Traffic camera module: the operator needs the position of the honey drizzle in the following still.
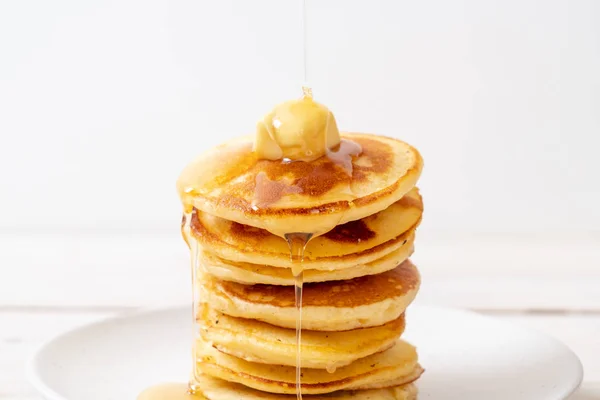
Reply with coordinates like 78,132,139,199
252,172,302,210
302,85,312,99
327,139,362,176
136,211,202,400
187,209,202,395
301,0,308,86
285,232,313,400
251,138,362,211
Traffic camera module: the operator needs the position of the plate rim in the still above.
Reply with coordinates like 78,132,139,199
26,305,584,400
26,306,188,400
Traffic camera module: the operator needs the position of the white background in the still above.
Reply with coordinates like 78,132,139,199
1,0,599,234
1,2,600,399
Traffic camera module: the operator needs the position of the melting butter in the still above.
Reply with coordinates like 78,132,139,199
254,90,340,162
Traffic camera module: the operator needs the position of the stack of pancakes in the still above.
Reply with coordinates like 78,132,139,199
178,133,424,399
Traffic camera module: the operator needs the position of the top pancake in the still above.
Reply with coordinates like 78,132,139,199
177,133,423,236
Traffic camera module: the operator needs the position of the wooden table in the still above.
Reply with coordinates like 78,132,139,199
2,232,599,399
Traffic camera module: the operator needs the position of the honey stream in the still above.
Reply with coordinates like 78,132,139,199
137,212,204,400
188,210,202,395
285,232,314,400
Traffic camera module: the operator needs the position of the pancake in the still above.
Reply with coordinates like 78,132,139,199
198,306,405,370
177,133,423,237
198,260,420,331
187,219,419,273
199,236,414,285
193,374,418,400
186,188,422,270
196,339,423,395
188,219,417,272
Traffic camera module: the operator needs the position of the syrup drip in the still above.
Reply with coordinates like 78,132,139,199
285,232,314,400
252,138,362,212
327,139,362,176
252,172,302,210
302,85,312,99
188,212,203,395
137,212,203,399
301,0,308,86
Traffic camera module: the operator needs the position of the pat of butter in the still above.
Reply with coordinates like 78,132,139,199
254,94,340,161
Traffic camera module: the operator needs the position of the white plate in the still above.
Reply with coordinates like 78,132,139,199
27,306,583,400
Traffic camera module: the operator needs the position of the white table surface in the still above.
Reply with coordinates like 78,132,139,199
2,231,599,399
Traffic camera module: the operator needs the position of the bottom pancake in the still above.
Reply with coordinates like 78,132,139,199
196,339,423,395
198,306,405,370
193,374,418,400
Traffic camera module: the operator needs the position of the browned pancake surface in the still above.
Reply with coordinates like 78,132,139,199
187,188,422,261
179,134,422,216
210,137,391,213
215,260,419,308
